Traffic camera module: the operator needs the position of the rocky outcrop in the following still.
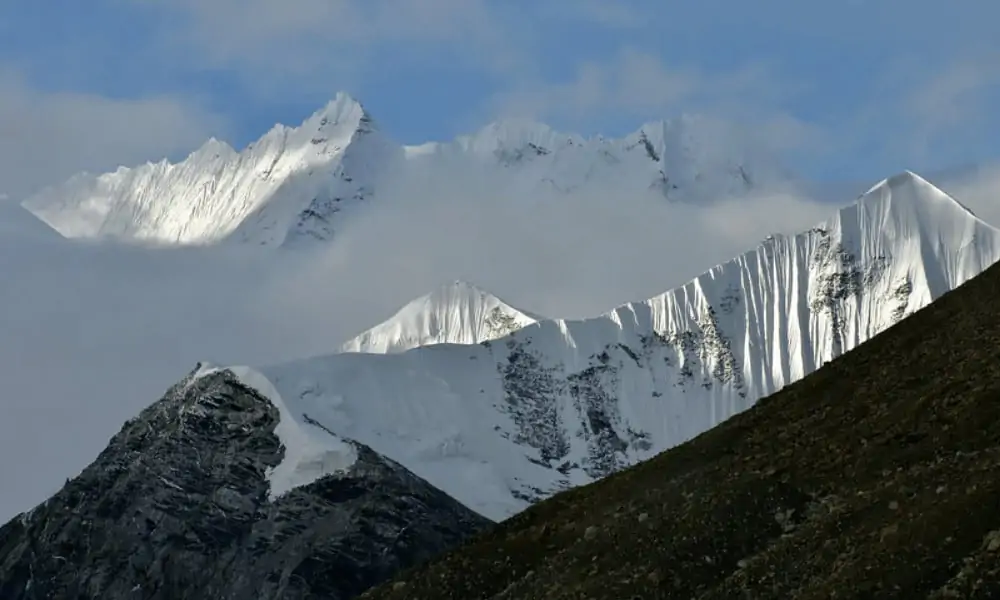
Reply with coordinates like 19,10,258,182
0,366,489,600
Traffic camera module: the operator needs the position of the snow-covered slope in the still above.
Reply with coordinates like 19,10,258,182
233,171,1000,520
191,363,358,500
23,98,791,246
339,280,542,354
0,200,62,242
22,93,401,247
408,115,789,200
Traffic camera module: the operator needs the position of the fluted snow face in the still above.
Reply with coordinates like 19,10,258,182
253,171,1000,520
339,280,541,354
22,93,401,246
23,97,790,247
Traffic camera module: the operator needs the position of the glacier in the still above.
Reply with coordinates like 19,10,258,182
21,95,792,247
21,93,400,247
227,171,1000,520
339,280,543,354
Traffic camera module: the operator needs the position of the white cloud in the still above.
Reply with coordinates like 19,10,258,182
813,52,1000,176
931,162,1000,228
904,55,1000,158
0,152,837,520
268,156,835,321
490,48,822,156
135,0,530,93
0,69,226,200
494,48,697,120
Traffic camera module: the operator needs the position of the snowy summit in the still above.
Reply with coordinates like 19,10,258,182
339,280,542,354
20,95,790,247
22,93,400,247
221,170,1000,520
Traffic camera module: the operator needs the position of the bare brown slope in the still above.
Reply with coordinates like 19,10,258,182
361,259,1000,600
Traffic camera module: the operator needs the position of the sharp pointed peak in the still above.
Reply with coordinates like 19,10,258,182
414,279,546,320
192,136,236,155
422,279,494,302
300,91,374,131
865,169,932,194
338,279,542,354
865,169,947,199
886,169,928,187
319,91,366,113
459,119,579,152
856,169,989,225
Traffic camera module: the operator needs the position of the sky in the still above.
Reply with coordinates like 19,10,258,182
1,1,1000,521
1,0,1000,200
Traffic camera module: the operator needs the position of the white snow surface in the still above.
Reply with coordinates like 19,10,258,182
339,280,542,353
22,97,790,247
247,171,1000,520
196,363,358,500
0,200,62,241
22,93,400,247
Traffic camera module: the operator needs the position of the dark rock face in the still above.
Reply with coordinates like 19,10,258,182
0,366,490,600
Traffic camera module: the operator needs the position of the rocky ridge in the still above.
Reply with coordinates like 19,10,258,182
0,365,489,600
258,171,1000,520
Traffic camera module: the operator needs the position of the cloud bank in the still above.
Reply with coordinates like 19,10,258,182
0,159,839,520
0,69,226,201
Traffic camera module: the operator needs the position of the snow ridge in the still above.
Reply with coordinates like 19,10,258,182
23,96,791,246
22,93,401,247
406,114,787,200
252,171,1000,520
193,362,358,500
340,280,542,354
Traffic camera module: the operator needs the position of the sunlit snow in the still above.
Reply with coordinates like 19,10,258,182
339,280,543,353
4,89,1000,527
21,98,790,249
256,171,1000,519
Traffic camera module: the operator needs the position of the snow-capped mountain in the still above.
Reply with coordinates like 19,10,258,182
0,364,488,599
406,115,789,199
21,96,790,247
22,93,401,247
179,170,998,521
339,280,542,354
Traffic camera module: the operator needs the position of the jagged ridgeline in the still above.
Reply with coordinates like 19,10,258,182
256,171,1000,521
0,367,489,600
358,197,1000,600
21,95,784,248
4,171,997,599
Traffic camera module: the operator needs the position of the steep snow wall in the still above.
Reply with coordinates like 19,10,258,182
258,171,1000,520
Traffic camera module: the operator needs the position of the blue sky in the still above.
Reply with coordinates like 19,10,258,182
0,0,998,197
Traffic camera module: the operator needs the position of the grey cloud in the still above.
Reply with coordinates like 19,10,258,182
0,154,841,521
0,69,226,200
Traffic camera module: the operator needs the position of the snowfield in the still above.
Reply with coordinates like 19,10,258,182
339,280,543,354
221,171,1000,519
4,89,1000,526
21,95,792,249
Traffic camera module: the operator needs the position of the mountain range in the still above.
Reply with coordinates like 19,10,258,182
359,229,1000,600
20,93,790,248
205,170,999,520
3,91,1000,599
